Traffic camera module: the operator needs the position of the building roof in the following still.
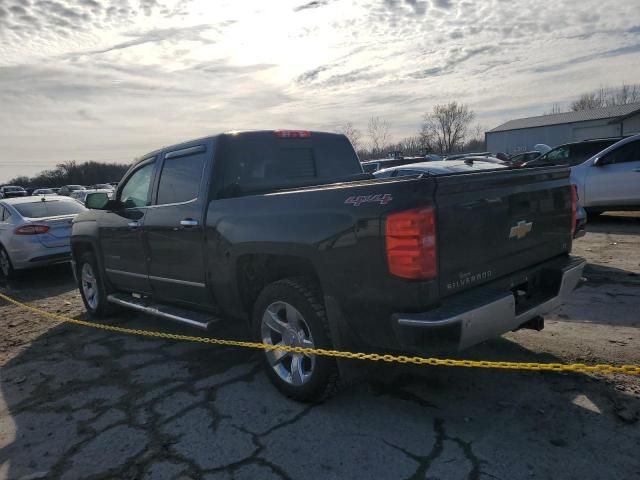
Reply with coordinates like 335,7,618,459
488,102,640,133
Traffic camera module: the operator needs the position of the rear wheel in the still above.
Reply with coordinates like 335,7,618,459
253,277,339,402
0,246,15,280
77,252,117,318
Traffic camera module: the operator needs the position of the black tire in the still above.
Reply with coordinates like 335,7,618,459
253,277,339,402
0,245,16,280
77,252,118,318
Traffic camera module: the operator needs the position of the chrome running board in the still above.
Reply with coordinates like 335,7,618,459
107,293,219,330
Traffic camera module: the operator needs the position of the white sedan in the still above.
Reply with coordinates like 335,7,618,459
571,134,640,215
0,196,86,278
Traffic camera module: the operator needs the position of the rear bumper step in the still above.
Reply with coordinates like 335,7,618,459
392,256,586,352
107,293,220,330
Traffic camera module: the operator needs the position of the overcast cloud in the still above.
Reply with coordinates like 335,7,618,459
1,0,640,180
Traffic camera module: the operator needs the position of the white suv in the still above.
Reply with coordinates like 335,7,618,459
570,134,640,215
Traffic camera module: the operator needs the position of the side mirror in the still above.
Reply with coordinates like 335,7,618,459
593,157,605,167
85,192,110,209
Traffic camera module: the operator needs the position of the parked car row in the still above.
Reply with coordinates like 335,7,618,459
361,135,640,218
0,181,119,278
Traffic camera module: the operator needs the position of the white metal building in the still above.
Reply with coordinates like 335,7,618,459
486,103,640,154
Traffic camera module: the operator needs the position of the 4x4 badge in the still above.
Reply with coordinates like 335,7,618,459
344,194,393,206
509,220,533,239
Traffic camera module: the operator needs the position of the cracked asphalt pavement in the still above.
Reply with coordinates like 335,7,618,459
1,213,640,480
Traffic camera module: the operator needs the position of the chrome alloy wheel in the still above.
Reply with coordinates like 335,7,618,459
81,262,99,310
0,249,10,277
261,301,316,386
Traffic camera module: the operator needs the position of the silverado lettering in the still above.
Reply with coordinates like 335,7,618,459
447,271,493,291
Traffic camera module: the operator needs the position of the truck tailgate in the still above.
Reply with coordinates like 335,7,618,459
434,167,573,297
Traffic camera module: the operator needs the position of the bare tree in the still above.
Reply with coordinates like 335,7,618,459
461,124,486,152
367,116,391,156
336,121,363,152
612,82,640,105
571,92,602,111
571,83,640,111
421,102,475,154
543,103,565,115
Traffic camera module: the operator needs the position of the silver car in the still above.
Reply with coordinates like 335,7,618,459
0,196,86,278
570,134,640,214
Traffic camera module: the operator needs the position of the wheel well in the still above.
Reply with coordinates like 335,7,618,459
237,254,322,316
71,242,94,263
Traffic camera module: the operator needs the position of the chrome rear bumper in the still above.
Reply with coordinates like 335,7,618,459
393,256,586,351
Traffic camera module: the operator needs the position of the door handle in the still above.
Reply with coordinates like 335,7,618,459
634,168,640,172
180,219,199,227
128,221,140,229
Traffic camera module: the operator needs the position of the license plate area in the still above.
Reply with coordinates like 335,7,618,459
512,268,562,315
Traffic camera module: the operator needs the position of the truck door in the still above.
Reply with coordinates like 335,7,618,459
143,143,213,307
100,158,156,293
585,139,640,207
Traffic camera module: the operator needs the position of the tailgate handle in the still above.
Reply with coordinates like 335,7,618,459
180,219,199,227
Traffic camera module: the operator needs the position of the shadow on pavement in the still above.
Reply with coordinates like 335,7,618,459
1,308,639,480
0,263,76,302
587,212,640,236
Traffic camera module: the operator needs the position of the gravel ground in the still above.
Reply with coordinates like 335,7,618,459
1,213,639,480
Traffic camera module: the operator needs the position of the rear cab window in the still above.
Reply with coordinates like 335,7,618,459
13,200,86,218
217,132,361,197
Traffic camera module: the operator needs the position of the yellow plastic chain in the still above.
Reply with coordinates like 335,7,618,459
1,292,638,376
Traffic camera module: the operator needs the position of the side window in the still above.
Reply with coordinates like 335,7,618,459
119,162,155,208
546,146,569,162
601,141,640,165
156,148,207,205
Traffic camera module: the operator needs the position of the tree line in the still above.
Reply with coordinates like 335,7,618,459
6,161,129,189
337,101,485,161
8,82,638,183
545,82,640,115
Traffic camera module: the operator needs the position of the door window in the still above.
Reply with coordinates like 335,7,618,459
600,141,640,165
0,206,9,221
119,162,155,208
545,146,570,163
156,149,207,205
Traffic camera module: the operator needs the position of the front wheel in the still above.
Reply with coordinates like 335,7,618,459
77,252,117,318
253,277,339,402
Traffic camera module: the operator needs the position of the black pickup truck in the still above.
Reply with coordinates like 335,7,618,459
71,130,585,401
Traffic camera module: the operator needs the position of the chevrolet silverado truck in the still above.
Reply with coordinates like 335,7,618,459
71,130,585,401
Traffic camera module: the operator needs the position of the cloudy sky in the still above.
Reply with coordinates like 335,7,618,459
1,0,640,181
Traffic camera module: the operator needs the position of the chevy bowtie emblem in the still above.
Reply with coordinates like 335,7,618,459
509,220,533,239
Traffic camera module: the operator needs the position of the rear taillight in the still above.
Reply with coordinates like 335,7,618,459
570,185,577,235
386,207,437,279
274,130,311,138
15,225,50,235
